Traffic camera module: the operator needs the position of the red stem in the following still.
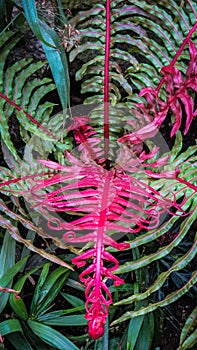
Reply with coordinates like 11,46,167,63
156,21,197,93
104,0,110,159
0,171,56,187
77,131,99,161
0,92,57,139
95,171,112,286
176,177,197,192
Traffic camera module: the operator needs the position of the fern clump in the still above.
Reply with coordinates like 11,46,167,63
0,0,196,348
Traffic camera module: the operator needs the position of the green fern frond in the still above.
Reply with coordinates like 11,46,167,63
0,31,57,159
70,0,197,104
0,31,22,83
0,31,73,264
112,205,196,323
107,133,197,325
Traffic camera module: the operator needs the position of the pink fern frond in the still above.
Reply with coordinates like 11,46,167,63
67,116,104,162
72,245,125,339
22,141,189,338
119,39,197,145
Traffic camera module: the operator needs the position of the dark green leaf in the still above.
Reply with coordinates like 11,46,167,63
21,0,70,110
135,313,154,350
9,265,42,320
0,231,16,312
31,267,69,316
38,305,85,322
0,319,22,335
61,292,84,308
21,0,54,48
0,255,29,289
6,333,34,350
42,314,87,326
28,320,80,350
30,262,51,315
127,315,145,350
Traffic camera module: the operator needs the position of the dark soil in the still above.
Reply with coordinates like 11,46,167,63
160,296,197,350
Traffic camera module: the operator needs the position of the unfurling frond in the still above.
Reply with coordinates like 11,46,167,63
17,117,195,338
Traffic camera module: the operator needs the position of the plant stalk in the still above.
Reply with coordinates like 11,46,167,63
156,21,197,93
0,92,56,139
104,0,110,159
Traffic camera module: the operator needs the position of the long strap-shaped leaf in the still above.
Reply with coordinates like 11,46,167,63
21,0,70,110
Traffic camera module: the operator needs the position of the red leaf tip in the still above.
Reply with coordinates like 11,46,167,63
88,316,106,339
